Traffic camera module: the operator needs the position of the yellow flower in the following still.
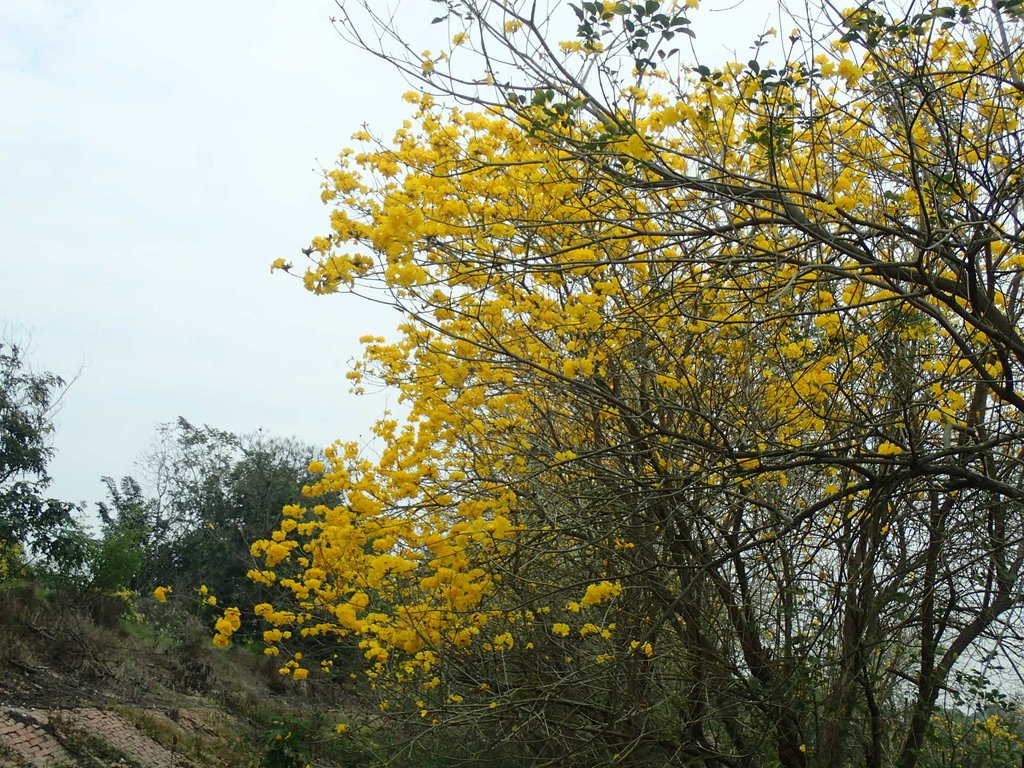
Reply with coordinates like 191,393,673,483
630,640,654,658
153,586,172,603
579,580,622,607
837,58,862,86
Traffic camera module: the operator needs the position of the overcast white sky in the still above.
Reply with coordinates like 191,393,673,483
0,1,772,512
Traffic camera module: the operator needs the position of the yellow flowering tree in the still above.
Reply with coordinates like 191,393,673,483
249,2,1024,766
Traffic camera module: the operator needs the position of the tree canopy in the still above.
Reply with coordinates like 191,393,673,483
245,2,1024,766
101,418,329,609
0,339,77,569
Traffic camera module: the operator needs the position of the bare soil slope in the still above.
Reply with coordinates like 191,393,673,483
0,585,359,768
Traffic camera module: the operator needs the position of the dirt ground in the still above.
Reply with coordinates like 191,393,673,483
0,588,355,768
0,646,275,768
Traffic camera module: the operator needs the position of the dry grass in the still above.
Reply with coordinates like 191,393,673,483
0,582,443,767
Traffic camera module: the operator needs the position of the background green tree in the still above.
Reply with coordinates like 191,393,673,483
101,417,332,614
0,338,79,575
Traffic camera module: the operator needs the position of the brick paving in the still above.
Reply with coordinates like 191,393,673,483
67,708,187,767
0,705,193,767
0,709,75,767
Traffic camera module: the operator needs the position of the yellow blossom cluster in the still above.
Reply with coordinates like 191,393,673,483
250,2,1024,757
212,607,241,648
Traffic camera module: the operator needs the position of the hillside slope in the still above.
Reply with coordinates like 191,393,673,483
0,585,363,768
